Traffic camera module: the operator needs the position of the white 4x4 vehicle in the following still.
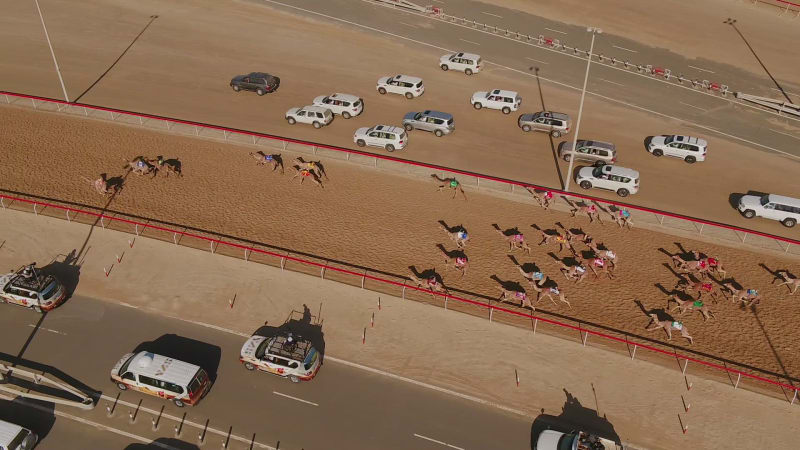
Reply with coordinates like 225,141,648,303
0,263,66,312
738,193,800,227
377,74,424,99
576,164,640,197
647,135,707,163
439,52,482,75
240,331,321,383
285,105,333,128
312,93,363,119
354,124,407,151
471,89,521,114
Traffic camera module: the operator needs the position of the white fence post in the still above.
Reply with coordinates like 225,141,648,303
631,344,637,360
682,359,689,375
33,204,37,216
65,210,70,222
0,198,5,209
280,255,286,270
734,373,741,389
173,233,178,245
244,249,249,261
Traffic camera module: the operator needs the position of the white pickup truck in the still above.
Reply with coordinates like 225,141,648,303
536,430,621,450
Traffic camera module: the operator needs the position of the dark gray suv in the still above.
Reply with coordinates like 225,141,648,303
402,110,454,137
230,72,280,96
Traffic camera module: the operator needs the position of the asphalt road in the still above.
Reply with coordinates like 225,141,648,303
0,295,532,450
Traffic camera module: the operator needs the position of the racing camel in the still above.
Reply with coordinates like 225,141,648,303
292,157,328,180
773,270,800,294
666,295,716,322
291,168,324,188
585,257,615,279
249,152,284,173
536,285,571,309
560,226,593,247
671,255,712,278
676,279,721,303
149,156,182,178
525,187,555,210
517,266,547,292
559,262,588,283
407,271,449,299
721,283,762,306
495,227,532,255
645,314,693,344
610,208,633,230
439,225,469,248
570,204,603,224
123,157,158,178
497,286,534,310
83,174,120,196
431,174,467,200
538,231,574,255
438,247,469,277
586,241,617,268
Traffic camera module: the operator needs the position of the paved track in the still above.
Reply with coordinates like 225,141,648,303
0,296,531,450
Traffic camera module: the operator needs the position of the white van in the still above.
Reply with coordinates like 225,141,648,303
0,420,37,450
738,193,800,227
110,351,211,407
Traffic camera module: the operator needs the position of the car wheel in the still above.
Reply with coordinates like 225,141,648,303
173,399,185,408
782,218,797,228
244,362,255,371
473,103,482,110
386,144,395,152
312,121,321,129
742,209,755,219
551,130,561,138
356,139,366,147
405,92,414,99
404,123,413,131
117,382,128,391
434,129,444,137
616,188,630,197
378,87,387,95
256,88,265,96
232,85,240,92
652,149,663,157
502,107,511,114
579,181,592,190
465,68,473,76
342,111,351,119
287,117,296,125
685,156,696,164
522,125,531,132
441,64,449,71
289,375,300,383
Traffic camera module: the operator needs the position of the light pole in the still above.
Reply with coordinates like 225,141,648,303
564,26,602,193
34,0,69,102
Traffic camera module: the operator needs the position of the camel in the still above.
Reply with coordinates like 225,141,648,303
439,247,468,277
645,314,693,344
497,286,534,310
439,225,469,248
431,174,467,200
149,156,182,178
562,228,593,247
585,257,615,279
250,152,284,173
699,257,726,278
610,209,633,230
292,157,327,180
291,168,324,188
559,262,588,283
496,229,532,255
666,295,716,322
586,241,617,268
525,187,554,210
773,271,800,294
538,231,574,255
721,284,762,306
671,255,710,278
570,204,602,224
536,286,571,309
123,157,157,178
407,271,449,299
517,266,547,292
676,279,721,303
83,175,119,196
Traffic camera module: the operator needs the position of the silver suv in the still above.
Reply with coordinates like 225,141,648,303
558,140,617,166
518,111,571,138
402,110,454,137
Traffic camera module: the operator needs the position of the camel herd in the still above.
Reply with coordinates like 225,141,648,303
84,155,183,196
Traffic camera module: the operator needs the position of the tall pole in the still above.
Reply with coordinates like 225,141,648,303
564,28,600,193
34,0,69,102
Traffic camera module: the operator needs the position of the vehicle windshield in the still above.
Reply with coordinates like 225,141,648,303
354,100,361,107
255,339,271,358
664,136,674,144
41,281,58,300
118,354,135,376
558,434,577,450
189,369,208,396
415,81,423,88
760,195,770,206
304,348,318,370
592,167,604,177
400,132,407,140
414,113,422,120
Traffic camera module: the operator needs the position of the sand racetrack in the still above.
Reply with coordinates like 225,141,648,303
2,105,800,388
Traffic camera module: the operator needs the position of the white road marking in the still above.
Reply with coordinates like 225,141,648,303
399,21,418,28
28,323,67,335
273,391,319,406
118,301,139,309
481,11,502,18
769,129,800,140
612,44,637,53
525,57,549,65
432,0,445,3
679,101,708,112
414,433,465,450
544,27,567,35
688,65,715,74
459,38,480,45
598,78,625,87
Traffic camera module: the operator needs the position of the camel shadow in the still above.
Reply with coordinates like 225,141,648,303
105,174,126,192
493,223,520,236
661,262,687,281
409,265,443,284
556,222,588,237
548,252,579,267
436,243,465,259
760,263,795,282
529,389,622,449
654,282,693,301
634,299,674,322
156,156,183,175
508,255,539,274
134,335,221,384
490,274,524,292
438,220,466,234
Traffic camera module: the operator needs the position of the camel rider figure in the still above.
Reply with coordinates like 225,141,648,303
449,179,459,189
455,257,467,267
456,230,468,240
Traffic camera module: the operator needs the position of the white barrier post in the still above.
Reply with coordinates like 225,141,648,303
791,389,798,405
320,265,325,279
210,241,215,253
533,318,538,334
100,217,105,229
582,330,588,346
65,210,71,222
734,373,741,389
0,198,5,209
361,272,366,288
682,359,689,375
280,255,286,270
135,224,139,236
33,204,37,216
244,248,249,261
631,344,637,360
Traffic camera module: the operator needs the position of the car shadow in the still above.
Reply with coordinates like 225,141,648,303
530,389,621,449
0,398,56,443
41,249,81,301
133,335,221,384
124,438,200,450
728,190,768,211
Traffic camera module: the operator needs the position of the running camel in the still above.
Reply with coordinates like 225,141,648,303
407,272,449,299
439,225,469,249
83,175,120,196
610,209,633,230
431,174,467,200
496,228,532,255
438,247,469,277
558,262,588,283
570,204,603,224
292,157,328,180
525,187,555,210
123,157,157,178
666,295,716,322
249,152,284,173
773,270,800,294
586,241,617,268
149,156,183,178
291,168,324,188
645,314,693,344
497,286,535,310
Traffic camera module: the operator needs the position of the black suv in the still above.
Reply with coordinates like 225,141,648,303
230,72,280,96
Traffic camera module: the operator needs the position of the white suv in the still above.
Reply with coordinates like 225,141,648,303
285,105,333,128
647,135,707,163
471,89,521,114
738,193,800,227
440,52,482,75
377,74,424,99
312,93,363,119
576,164,640,197
354,125,407,152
